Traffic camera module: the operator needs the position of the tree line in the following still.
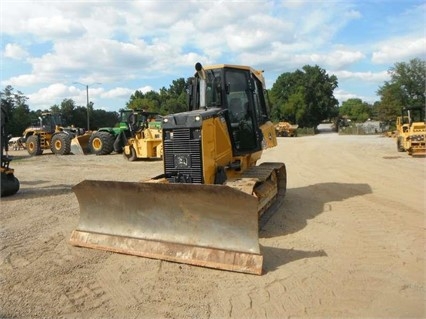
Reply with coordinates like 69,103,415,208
2,58,424,137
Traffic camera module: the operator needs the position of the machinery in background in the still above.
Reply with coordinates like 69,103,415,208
22,112,90,156
1,105,20,197
89,109,148,155
275,121,298,137
123,111,163,161
396,106,426,156
70,63,287,275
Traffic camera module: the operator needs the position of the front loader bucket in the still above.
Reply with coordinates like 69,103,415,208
70,180,263,275
70,134,91,155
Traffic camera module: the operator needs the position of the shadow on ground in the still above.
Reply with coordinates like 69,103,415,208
259,182,372,273
261,246,327,273
2,180,73,201
260,182,372,238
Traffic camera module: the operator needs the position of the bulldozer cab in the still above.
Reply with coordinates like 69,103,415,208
187,64,270,155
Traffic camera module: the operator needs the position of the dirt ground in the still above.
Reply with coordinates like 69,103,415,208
1,128,424,319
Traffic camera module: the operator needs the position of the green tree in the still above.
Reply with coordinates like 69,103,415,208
1,85,32,136
376,58,426,122
339,98,373,122
126,90,161,112
90,109,119,130
126,78,188,115
270,65,339,128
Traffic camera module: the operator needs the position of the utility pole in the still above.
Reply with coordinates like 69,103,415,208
73,82,101,131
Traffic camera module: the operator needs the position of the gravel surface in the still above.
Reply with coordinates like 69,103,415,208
1,130,424,318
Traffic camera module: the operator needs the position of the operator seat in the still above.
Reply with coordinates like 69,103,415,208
229,98,245,122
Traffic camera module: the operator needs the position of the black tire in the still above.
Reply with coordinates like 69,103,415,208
89,131,114,155
1,173,20,197
26,135,43,156
51,133,71,155
123,145,137,161
397,137,405,152
127,146,137,161
113,132,125,154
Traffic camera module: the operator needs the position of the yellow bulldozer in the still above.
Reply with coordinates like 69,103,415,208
123,111,163,161
396,106,426,156
70,63,287,275
22,112,91,156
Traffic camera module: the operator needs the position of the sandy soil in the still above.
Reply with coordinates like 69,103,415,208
1,129,425,319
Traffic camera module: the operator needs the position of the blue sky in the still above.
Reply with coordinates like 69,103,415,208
1,0,425,112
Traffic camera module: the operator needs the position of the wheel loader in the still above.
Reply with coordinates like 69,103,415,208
396,106,426,156
89,109,149,155
1,105,19,197
70,63,287,275
22,112,91,156
123,111,163,161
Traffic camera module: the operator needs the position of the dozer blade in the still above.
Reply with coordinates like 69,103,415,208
70,134,91,155
70,180,263,275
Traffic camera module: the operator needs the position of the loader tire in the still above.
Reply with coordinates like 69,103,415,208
124,146,137,161
397,137,405,152
26,135,43,156
89,131,114,155
51,133,71,155
1,172,20,197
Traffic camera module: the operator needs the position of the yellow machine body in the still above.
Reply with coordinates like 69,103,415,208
396,106,426,156
123,123,163,160
70,64,286,275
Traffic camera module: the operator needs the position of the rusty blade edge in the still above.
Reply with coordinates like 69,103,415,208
70,230,263,275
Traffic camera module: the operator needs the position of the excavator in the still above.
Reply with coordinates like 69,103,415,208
1,105,20,197
70,63,287,275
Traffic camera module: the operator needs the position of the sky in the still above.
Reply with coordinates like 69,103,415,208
1,0,425,113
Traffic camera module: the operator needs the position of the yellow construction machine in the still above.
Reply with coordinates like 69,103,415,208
396,106,426,156
123,111,163,161
22,112,91,156
275,121,298,137
70,63,287,275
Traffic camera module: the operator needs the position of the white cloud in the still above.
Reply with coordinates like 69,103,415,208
332,70,389,82
101,87,134,99
292,50,365,70
3,43,29,60
1,0,422,111
334,89,377,105
138,86,155,94
372,37,426,64
27,83,73,106
4,74,39,87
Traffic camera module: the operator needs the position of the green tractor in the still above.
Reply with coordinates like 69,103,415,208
89,109,155,155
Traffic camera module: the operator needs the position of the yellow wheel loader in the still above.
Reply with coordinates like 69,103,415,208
123,112,163,161
70,63,287,275
22,112,91,156
396,106,426,156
